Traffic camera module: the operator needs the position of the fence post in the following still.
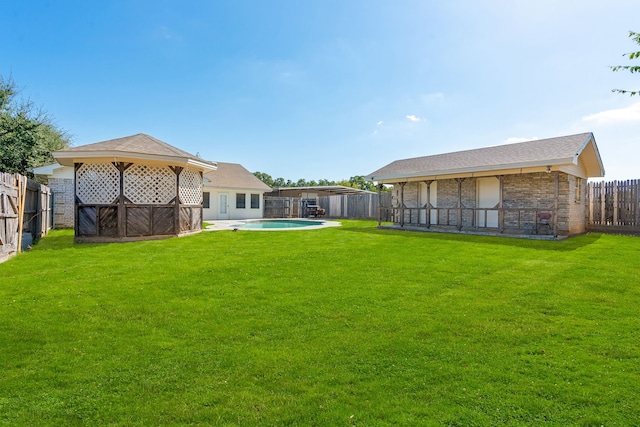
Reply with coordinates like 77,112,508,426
588,182,595,224
599,181,605,225
613,181,619,225
17,175,26,253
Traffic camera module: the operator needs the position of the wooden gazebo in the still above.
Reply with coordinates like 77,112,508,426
53,134,216,243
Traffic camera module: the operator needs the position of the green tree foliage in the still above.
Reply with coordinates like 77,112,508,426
0,76,71,176
253,171,383,192
611,31,640,96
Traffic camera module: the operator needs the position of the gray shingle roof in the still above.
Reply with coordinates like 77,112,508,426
61,133,199,158
203,162,271,191
367,132,604,180
53,133,216,171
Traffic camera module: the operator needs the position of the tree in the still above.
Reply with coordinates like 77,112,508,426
348,175,378,192
0,76,70,176
611,31,640,96
253,171,274,187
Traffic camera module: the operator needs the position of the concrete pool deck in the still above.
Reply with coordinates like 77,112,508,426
204,219,342,231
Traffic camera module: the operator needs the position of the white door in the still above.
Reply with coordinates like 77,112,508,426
219,193,229,220
476,178,499,227
419,182,438,225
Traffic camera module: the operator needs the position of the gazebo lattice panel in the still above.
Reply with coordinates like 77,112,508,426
179,168,203,205
124,164,176,204
76,163,119,204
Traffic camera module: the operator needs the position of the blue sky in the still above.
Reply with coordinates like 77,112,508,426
3,1,640,181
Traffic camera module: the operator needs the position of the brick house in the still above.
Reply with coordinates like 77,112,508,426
366,133,605,238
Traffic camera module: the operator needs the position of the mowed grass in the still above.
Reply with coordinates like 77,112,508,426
1,221,639,426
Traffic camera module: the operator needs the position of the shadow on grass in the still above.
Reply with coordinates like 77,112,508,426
339,223,603,251
30,230,76,251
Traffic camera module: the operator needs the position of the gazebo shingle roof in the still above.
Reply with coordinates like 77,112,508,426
54,133,216,171
62,133,197,158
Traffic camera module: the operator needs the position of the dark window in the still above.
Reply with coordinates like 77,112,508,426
203,192,210,208
236,193,246,209
251,194,260,209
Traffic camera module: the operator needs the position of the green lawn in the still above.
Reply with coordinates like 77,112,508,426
1,221,639,426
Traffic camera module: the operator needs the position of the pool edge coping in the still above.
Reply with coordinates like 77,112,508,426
204,219,342,231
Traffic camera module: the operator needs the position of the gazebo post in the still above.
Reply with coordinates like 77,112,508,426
116,162,126,238
173,166,184,235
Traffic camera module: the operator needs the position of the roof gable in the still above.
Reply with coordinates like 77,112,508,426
367,133,605,182
203,162,271,191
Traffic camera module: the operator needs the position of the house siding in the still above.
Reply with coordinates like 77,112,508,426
202,188,266,221
48,177,74,228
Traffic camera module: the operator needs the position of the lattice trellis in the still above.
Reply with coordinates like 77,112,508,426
124,164,176,204
76,163,120,204
179,168,203,205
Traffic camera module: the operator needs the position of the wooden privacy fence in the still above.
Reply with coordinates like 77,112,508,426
264,193,391,220
587,180,640,234
0,172,52,263
318,193,392,220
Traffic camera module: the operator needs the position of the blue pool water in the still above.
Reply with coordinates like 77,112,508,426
233,219,325,229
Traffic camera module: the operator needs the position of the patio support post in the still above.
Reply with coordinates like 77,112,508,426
399,182,406,227
456,178,464,231
497,175,505,233
425,180,433,229
553,172,559,237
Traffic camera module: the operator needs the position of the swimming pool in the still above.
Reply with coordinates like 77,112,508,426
232,219,328,230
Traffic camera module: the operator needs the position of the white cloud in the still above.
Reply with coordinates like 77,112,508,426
504,136,539,144
406,115,424,122
376,120,383,125
582,103,640,125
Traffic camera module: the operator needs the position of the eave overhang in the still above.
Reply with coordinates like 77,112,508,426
53,150,217,172
367,158,577,184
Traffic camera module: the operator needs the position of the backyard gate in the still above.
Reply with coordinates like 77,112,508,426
0,172,52,263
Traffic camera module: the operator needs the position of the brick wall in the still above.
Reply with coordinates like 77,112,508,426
48,178,74,228
389,172,588,236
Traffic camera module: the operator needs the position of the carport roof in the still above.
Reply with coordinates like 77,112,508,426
269,186,376,196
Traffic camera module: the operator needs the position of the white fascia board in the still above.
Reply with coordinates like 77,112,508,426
368,158,576,182
54,150,217,172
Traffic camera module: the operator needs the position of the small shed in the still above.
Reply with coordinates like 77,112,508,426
202,162,272,221
366,132,605,238
53,133,216,242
